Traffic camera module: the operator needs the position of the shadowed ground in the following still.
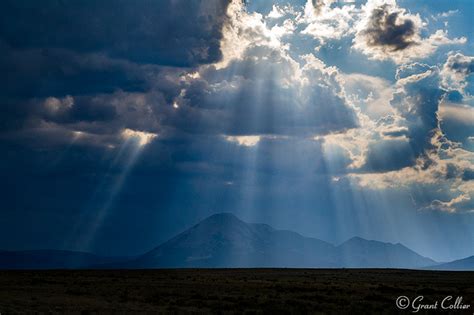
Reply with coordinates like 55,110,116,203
0,269,473,314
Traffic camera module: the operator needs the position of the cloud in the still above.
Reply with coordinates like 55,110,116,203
121,129,157,147
216,0,295,69
439,102,474,148
0,0,471,218
390,66,443,154
359,3,418,51
340,59,474,212
169,4,359,138
0,0,231,67
341,73,394,119
353,0,466,63
320,111,410,172
0,89,170,151
0,46,150,99
44,96,74,115
0,0,361,190
300,0,357,43
309,0,336,16
267,5,285,19
313,48,473,213
0,0,232,139
225,135,261,147
362,138,414,172
432,10,459,21
440,53,474,93
320,65,444,174
176,50,358,137
423,192,472,213
0,0,473,261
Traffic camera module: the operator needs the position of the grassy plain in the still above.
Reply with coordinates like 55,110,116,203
0,269,473,314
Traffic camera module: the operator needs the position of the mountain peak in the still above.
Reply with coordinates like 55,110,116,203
135,215,438,269
346,236,367,243
194,212,246,229
340,236,375,246
202,212,241,222
343,236,399,246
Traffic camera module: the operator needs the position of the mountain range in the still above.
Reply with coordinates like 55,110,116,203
427,255,474,271
1,213,472,270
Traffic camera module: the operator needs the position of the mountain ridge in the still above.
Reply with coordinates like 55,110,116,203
1,213,471,270
426,255,474,271
130,212,436,269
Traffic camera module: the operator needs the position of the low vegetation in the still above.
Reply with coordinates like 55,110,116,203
0,269,473,313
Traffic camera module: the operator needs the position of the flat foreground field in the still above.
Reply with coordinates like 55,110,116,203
0,269,473,314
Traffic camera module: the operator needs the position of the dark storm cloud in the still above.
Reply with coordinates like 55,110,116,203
0,45,149,99
356,56,473,208
0,44,158,133
0,90,172,151
0,0,231,140
0,0,359,146
361,4,417,52
395,73,444,143
0,0,231,67
359,67,444,173
362,139,415,172
0,0,472,259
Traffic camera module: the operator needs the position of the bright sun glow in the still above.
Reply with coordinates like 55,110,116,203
225,135,261,147
1,0,473,271
121,129,157,147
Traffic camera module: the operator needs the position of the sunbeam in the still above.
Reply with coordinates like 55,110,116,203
1,0,473,274
69,129,156,251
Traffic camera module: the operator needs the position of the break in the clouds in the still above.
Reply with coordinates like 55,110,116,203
0,0,473,260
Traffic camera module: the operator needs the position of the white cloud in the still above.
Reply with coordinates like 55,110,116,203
433,9,459,21
440,53,474,93
423,193,471,213
318,54,474,213
300,0,358,43
215,0,290,69
439,103,474,126
341,73,395,119
267,5,285,19
225,135,261,147
121,128,157,147
347,125,474,212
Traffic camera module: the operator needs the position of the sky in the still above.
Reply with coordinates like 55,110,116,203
0,0,473,262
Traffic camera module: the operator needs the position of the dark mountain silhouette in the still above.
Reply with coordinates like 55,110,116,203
336,237,435,268
131,213,337,268
128,213,436,269
427,255,474,271
1,213,463,269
